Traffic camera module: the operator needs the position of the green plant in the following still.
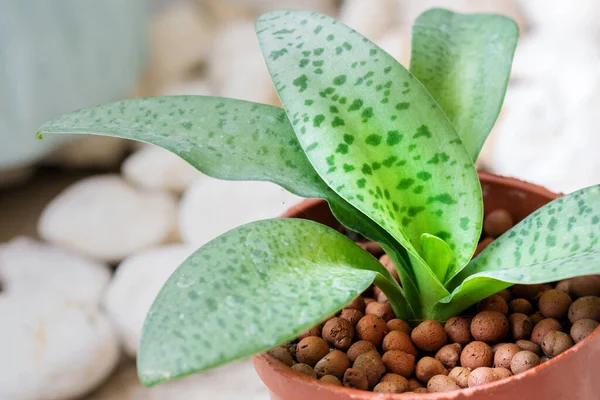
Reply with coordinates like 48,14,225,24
37,9,600,387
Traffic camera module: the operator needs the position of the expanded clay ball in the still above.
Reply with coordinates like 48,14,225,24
373,381,407,393
292,363,317,378
382,330,418,356
358,241,384,257
365,301,394,322
509,313,533,340
557,276,600,298
319,375,342,386
379,254,400,282
497,289,513,303
477,294,509,315
413,388,429,393
408,378,425,390
353,351,386,389
387,319,411,334
509,298,533,315
445,317,472,345
529,312,544,326
298,324,323,340
467,367,511,388
516,340,541,356
380,373,409,389
568,296,600,323
346,340,377,363
448,367,470,388
539,289,573,319
268,346,294,367
541,331,574,357
531,318,562,345
427,375,460,393
356,314,388,347
483,209,514,237
364,297,376,305
571,319,600,343
322,317,354,351
471,311,509,343
415,357,448,384
343,368,368,390
512,284,552,302
339,308,364,326
412,320,447,352
461,341,493,369
376,291,388,303
435,343,462,369
382,350,416,377
314,350,350,379
344,296,366,313
493,343,521,369
296,336,330,366
510,350,540,374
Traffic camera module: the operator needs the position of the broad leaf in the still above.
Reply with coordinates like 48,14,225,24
37,96,326,198
420,233,453,282
435,186,600,319
137,218,408,385
410,9,518,161
38,95,419,318
257,10,482,276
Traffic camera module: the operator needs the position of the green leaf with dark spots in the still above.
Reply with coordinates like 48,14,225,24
436,186,600,320
257,10,483,281
410,9,518,161
38,95,418,316
138,218,408,385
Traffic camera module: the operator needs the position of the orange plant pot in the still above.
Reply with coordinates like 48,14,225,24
254,172,600,400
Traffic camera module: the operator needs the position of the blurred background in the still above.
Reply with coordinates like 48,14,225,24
1,0,599,399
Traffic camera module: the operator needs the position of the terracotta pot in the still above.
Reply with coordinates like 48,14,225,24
254,171,600,400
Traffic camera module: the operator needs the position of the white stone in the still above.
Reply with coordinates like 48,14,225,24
511,31,600,104
179,177,303,247
0,237,110,304
43,136,129,169
489,79,600,193
103,244,196,356
517,0,600,35
395,0,527,32
122,145,202,194
148,1,214,87
208,21,277,104
38,175,178,263
0,238,119,400
86,360,268,400
134,360,268,400
340,0,399,41
374,27,411,67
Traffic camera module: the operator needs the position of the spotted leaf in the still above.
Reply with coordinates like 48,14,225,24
137,218,408,385
435,186,600,320
410,9,518,161
38,95,419,317
257,10,483,285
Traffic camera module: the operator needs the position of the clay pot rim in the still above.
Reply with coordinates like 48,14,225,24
256,171,597,398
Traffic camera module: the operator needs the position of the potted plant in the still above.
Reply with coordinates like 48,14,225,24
38,8,600,399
